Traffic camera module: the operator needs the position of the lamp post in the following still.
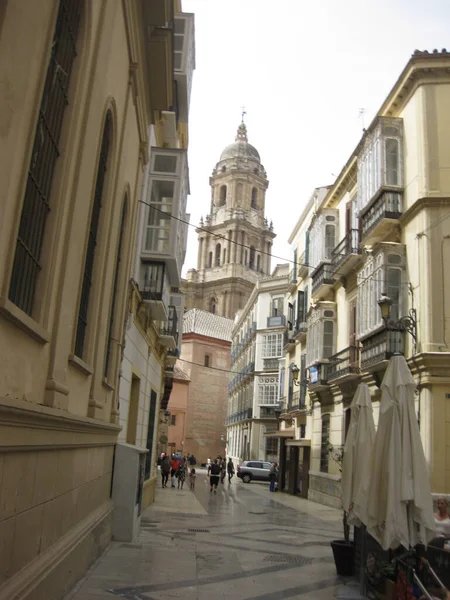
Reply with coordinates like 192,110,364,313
377,293,417,353
290,363,300,386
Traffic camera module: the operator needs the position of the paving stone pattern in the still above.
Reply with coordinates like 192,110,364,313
65,470,356,599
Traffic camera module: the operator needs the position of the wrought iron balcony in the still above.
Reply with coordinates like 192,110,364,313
360,328,404,371
308,363,329,387
226,408,253,424
297,251,309,279
331,229,362,276
260,406,277,418
141,261,169,321
263,358,279,371
311,262,335,299
327,346,361,382
159,305,178,349
283,329,296,352
294,320,307,342
361,190,403,245
267,315,286,327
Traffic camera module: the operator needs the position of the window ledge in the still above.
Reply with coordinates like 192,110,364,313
68,353,93,376
0,296,50,344
102,377,114,392
309,470,341,482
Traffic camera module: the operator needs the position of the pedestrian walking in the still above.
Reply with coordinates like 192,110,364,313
220,457,226,484
209,459,220,493
177,458,187,490
161,453,171,488
269,462,278,492
226,457,235,483
170,454,180,488
189,468,196,491
206,457,211,475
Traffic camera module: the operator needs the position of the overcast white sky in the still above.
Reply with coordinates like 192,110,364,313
181,0,450,275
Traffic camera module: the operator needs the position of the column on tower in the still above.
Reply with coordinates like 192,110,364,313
227,230,232,264
232,228,238,263
197,237,203,270
202,234,209,269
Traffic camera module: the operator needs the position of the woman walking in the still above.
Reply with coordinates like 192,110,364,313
177,458,187,490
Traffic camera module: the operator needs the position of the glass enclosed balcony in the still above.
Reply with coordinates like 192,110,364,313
174,13,195,122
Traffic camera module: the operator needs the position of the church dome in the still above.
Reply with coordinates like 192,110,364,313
219,122,261,162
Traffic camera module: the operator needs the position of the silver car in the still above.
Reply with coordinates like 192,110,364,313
237,460,273,483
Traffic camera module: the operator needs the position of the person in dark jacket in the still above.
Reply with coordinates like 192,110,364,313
161,454,171,488
226,457,235,483
209,459,220,493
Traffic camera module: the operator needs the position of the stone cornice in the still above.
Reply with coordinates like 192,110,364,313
401,196,450,228
0,396,121,451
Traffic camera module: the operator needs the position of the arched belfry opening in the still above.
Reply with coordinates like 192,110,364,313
215,243,221,266
219,185,227,205
251,187,258,208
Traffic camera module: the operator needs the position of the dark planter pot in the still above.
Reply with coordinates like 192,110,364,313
330,539,355,576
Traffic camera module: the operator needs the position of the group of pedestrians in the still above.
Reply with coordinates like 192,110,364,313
160,453,197,490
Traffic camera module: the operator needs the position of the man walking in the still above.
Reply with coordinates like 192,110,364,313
209,459,221,493
226,457,235,483
161,453,171,488
269,462,278,492
170,454,180,488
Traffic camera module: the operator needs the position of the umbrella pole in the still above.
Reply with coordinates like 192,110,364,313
359,525,366,596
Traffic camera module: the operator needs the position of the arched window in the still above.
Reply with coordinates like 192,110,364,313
215,243,221,266
208,252,213,268
104,196,128,378
257,255,261,272
249,246,255,269
209,297,217,314
219,185,227,205
251,187,258,208
75,112,113,358
9,0,83,315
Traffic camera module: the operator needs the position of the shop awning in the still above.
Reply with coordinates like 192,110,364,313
285,439,311,447
264,429,295,438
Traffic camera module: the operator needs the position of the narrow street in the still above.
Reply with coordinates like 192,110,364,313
66,470,350,600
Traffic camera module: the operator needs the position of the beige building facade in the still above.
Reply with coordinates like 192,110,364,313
0,0,188,598
278,50,450,507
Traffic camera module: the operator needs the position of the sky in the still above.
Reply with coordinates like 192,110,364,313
181,0,450,276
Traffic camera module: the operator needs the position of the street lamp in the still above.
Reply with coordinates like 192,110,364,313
377,293,417,352
290,363,300,386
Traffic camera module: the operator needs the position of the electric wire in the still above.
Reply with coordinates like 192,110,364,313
139,200,416,289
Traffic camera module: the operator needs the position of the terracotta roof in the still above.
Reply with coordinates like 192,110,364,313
173,363,190,381
183,308,234,342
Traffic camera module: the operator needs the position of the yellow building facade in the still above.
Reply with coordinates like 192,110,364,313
0,0,184,598
281,50,450,506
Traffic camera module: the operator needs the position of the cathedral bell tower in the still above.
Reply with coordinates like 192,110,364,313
183,120,276,319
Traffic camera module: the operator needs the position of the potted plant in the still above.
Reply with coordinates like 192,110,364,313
328,444,355,576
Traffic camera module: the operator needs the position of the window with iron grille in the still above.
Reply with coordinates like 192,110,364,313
75,113,112,358
9,0,82,315
320,414,330,472
104,198,128,378
266,437,278,455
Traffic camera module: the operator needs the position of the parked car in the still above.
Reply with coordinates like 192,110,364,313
237,461,273,483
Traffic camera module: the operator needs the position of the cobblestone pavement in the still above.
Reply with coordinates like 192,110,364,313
66,469,356,600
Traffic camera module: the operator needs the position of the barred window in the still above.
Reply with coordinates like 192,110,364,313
75,113,112,358
320,414,330,473
9,0,82,315
262,333,283,358
266,437,278,454
104,198,128,378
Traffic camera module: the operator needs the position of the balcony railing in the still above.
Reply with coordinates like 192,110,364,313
267,315,286,328
160,305,178,338
311,262,335,296
331,229,361,272
308,363,329,386
327,346,361,382
360,328,404,370
298,251,308,279
226,408,253,424
260,406,277,418
263,358,279,370
361,191,403,238
287,388,307,411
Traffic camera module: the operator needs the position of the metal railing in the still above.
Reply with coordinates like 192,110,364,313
327,346,361,381
160,305,178,338
361,191,403,237
263,358,279,370
331,229,361,271
311,262,335,295
361,328,404,370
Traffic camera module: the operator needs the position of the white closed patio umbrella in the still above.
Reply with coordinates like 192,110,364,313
366,354,435,550
341,383,376,527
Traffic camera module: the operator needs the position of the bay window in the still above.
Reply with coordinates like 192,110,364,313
308,210,339,271
306,303,336,367
357,117,403,213
263,333,283,358
357,244,406,338
258,376,279,405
